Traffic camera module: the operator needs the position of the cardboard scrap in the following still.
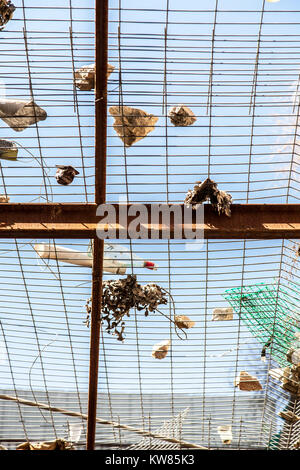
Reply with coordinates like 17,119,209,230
234,371,263,391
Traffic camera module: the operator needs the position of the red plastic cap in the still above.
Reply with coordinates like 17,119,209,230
144,261,157,270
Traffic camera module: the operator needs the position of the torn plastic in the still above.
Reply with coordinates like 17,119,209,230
212,307,233,321
168,105,196,127
0,99,47,132
184,177,232,217
217,425,232,445
109,105,158,147
0,139,18,160
75,63,115,91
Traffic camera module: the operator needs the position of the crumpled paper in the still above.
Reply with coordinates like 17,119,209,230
184,177,232,217
151,339,171,359
85,274,168,342
16,439,74,451
109,106,158,147
75,63,115,91
168,105,196,127
0,99,47,132
0,1,15,30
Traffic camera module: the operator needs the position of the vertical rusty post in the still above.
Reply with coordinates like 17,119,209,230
86,0,108,450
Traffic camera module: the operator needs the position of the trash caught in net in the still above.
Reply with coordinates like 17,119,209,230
168,105,196,127
184,178,232,216
0,139,18,160
55,165,79,186
234,371,263,391
0,99,47,132
174,315,195,329
75,63,115,91
151,339,171,359
16,439,74,451
85,274,170,342
109,106,158,147
0,1,15,30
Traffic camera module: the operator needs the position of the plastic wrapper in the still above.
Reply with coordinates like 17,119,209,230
0,139,18,160
0,1,15,30
151,339,171,360
212,307,233,321
234,371,263,391
0,99,47,131
75,63,114,91
109,105,158,147
168,105,196,127
184,177,232,217
217,425,232,445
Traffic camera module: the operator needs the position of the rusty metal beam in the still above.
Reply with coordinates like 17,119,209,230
1,203,300,239
86,0,109,451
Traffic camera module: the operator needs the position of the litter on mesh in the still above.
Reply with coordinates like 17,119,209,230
0,139,18,160
223,282,300,367
55,165,79,186
168,105,196,127
0,1,15,30
174,315,195,329
184,178,232,216
75,63,115,91
278,410,300,423
217,425,232,445
109,106,158,147
0,195,9,203
151,339,171,359
212,308,233,321
0,99,47,131
127,408,190,450
234,371,263,391
269,365,300,396
85,274,169,342
16,439,74,451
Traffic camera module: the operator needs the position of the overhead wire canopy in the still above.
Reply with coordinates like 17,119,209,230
0,0,300,451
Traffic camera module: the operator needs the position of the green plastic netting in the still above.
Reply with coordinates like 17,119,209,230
223,282,300,367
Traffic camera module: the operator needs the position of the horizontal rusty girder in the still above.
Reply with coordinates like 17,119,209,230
0,203,299,239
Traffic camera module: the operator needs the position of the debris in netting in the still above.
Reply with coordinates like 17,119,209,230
286,334,300,366
269,365,300,396
168,105,197,127
127,407,190,450
109,106,158,147
0,1,15,30
85,275,185,342
0,139,18,160
75,63,115,91
0,99,47,131
278,410,300,423
0,445,7,450
234,371,263,391
260,336,273,362
55,165,79,185
184,178,232,216
0,195,9,202
174,315,195,329
212,307,233,321
16,439,74,451
151,339,171,360
217,425,232,445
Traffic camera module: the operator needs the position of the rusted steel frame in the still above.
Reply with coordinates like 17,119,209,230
1,203,300,239
86,0,108,450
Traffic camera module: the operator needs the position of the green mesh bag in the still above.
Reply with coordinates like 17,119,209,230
223,282,300,367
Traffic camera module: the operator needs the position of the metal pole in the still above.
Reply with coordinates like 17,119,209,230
86,0,108,450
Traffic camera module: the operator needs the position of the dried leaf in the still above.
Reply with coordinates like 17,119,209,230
109,106,158,147
184,178,232,217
